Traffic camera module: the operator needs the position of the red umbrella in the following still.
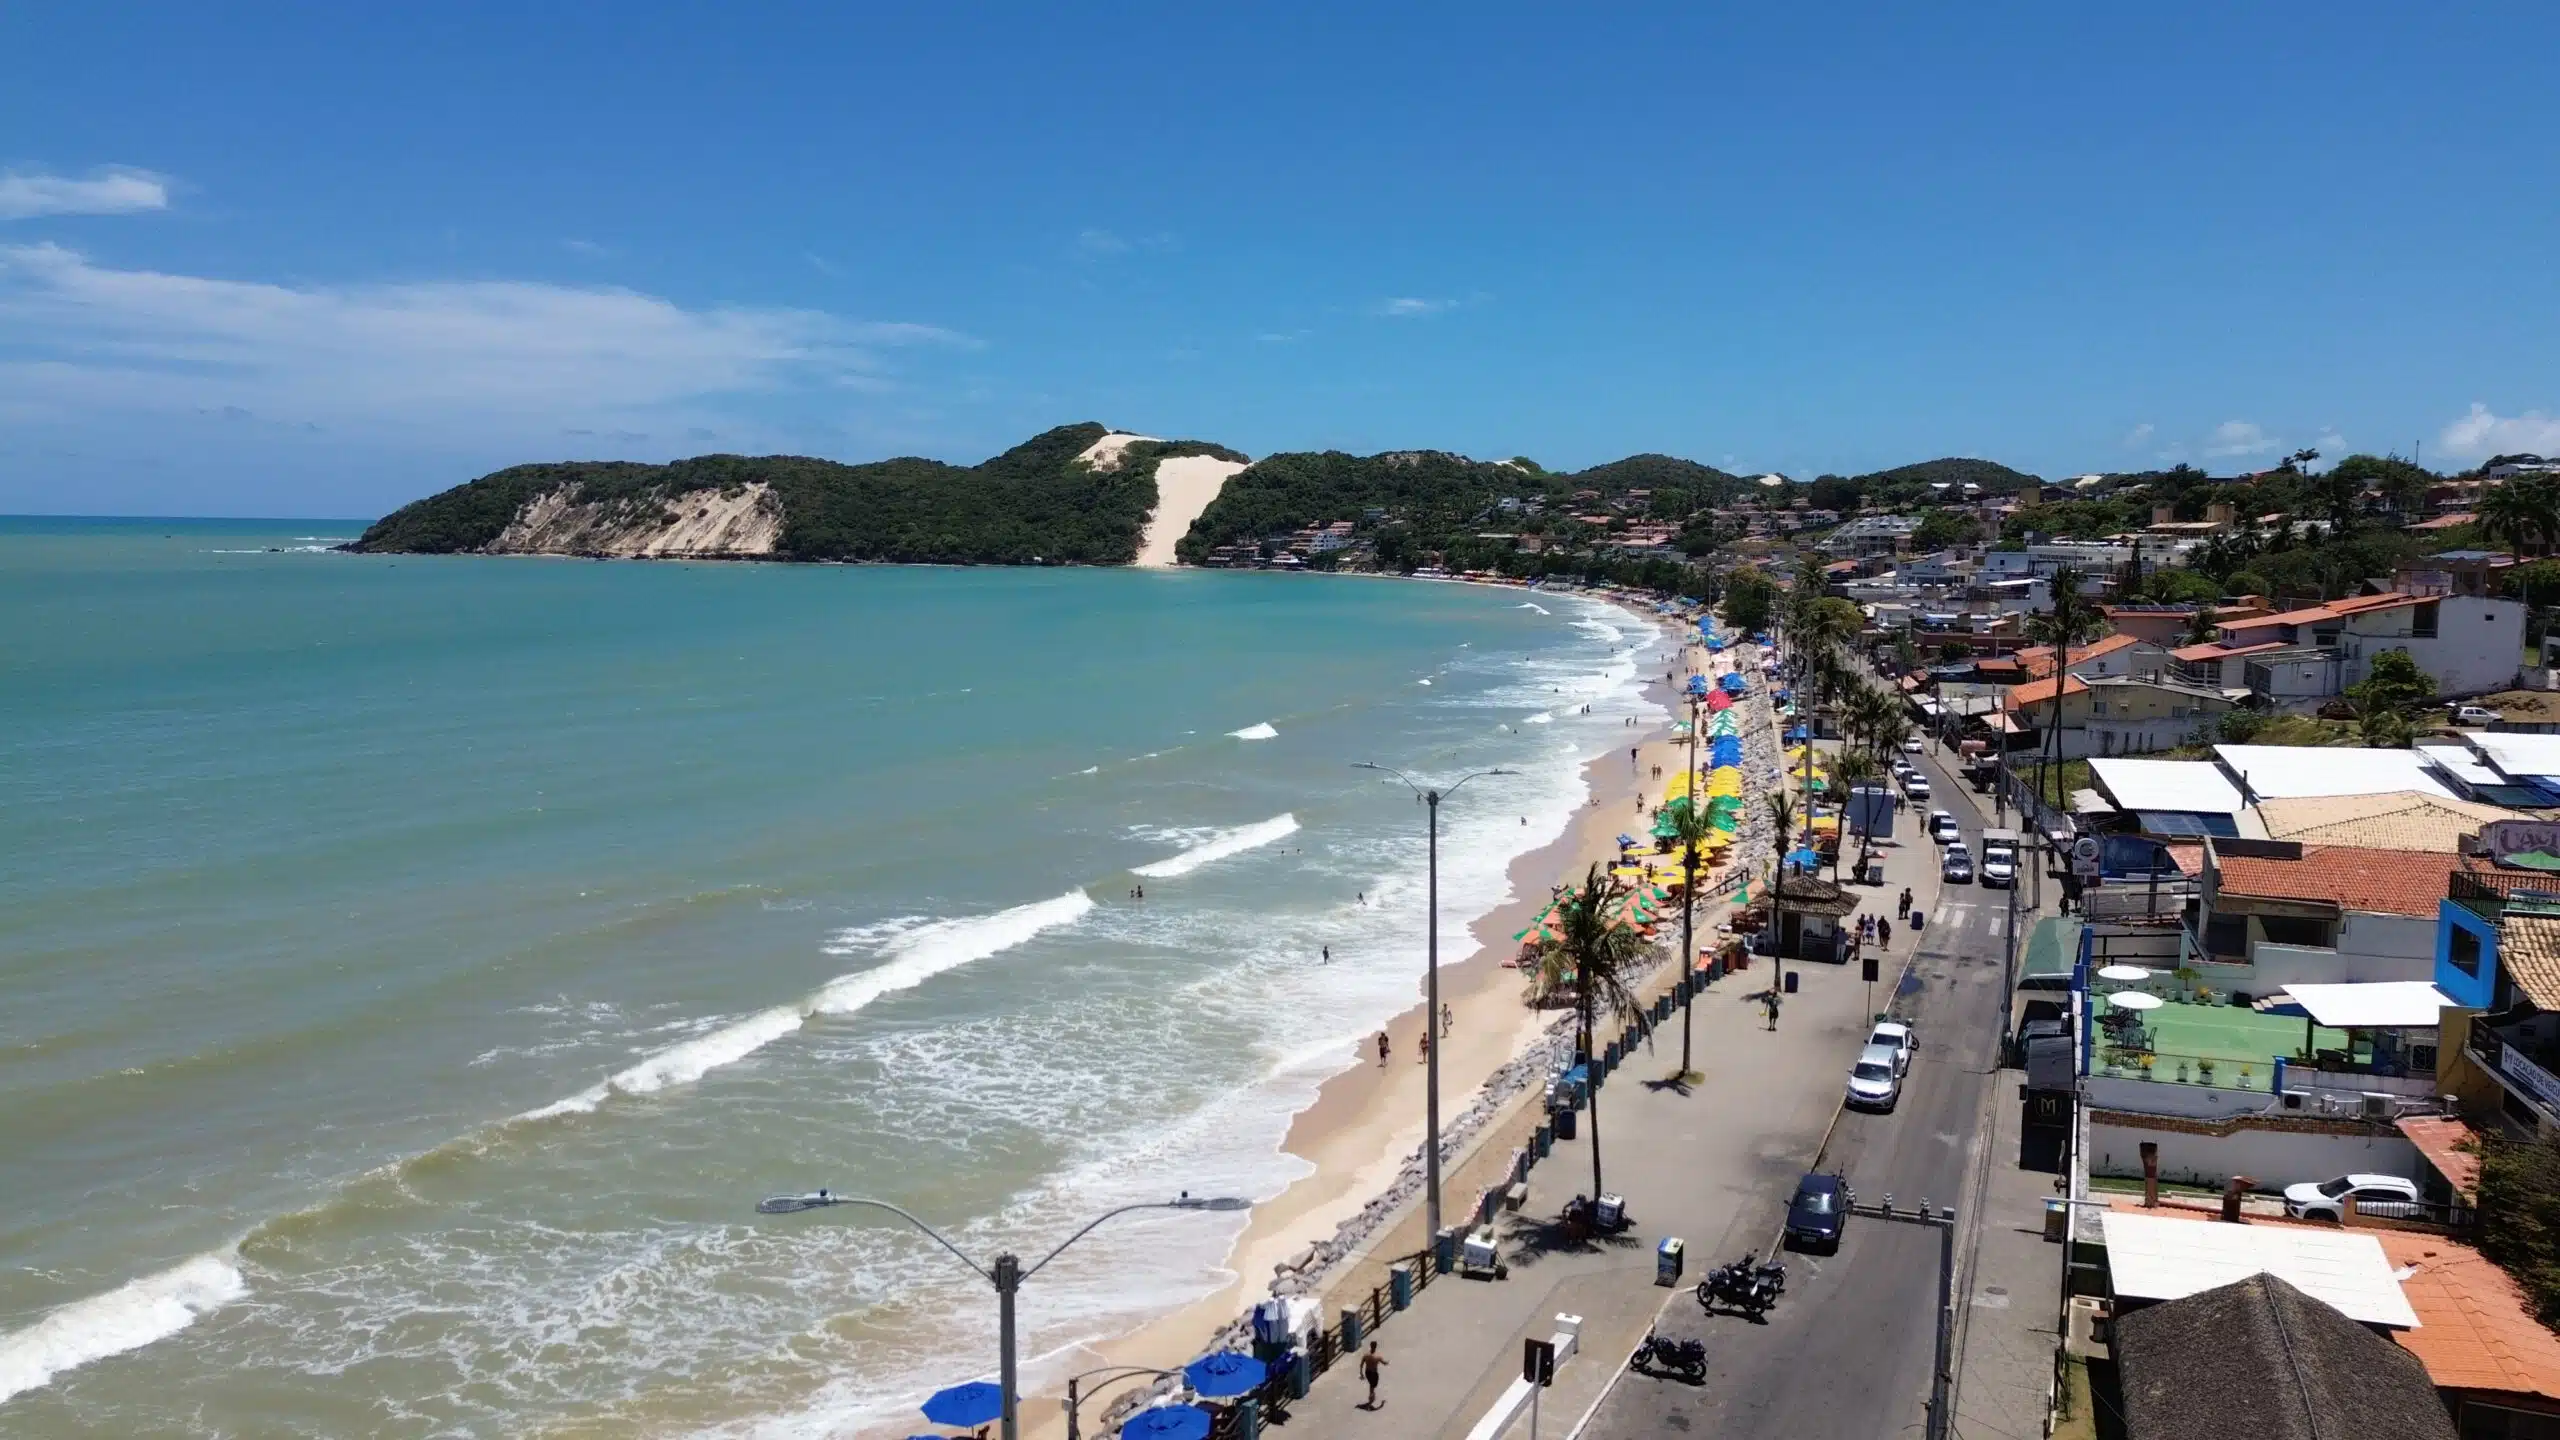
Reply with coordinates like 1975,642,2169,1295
1704,689,1734,713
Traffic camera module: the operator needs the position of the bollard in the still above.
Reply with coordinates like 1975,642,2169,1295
1433,1227,1458,1274
1534,1121,1551,1158
1340,1305,1363,1350
1238,1397,1261,1440
1390,1261,1414,1310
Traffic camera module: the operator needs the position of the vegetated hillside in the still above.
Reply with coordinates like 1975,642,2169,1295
1175,449,1747,564
1853,456,2043,507
351,424,1249,565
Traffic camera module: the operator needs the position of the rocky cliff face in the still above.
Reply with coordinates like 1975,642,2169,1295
485,483,782,557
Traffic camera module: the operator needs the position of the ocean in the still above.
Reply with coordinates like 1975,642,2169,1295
0,517,1667,1438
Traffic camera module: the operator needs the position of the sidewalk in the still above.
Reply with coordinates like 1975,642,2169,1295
1283,948,1876,1439
1949,1075,2068,1440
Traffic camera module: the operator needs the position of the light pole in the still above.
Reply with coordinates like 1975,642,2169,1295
1353,762,1515,1245
753,1191,1249,1440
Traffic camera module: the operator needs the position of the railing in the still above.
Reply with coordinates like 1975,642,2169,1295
2087,1046,2274,1092
2083,884,2194,925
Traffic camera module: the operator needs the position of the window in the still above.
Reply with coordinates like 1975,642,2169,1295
2205,914,2249,959
2414,603,2439,639
2452,925,2484,977
2258,915,2335,948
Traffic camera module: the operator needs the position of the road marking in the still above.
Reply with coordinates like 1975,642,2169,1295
1988,915,2007,938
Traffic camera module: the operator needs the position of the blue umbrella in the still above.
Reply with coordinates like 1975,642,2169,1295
1184,1350,1269,1398
922,1381,1005,1429
1784,847,1820,872
1120,1404,1213,1440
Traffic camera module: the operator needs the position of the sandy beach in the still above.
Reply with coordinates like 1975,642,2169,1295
1004,608,1755,1439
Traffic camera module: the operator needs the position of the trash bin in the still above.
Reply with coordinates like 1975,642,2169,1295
1553,1105,1577,1140
1783,970,1800,994
1656,1237,1686,1286
1595,1192,1625,1231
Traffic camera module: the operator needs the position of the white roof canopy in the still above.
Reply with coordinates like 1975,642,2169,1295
2216,744,2456,801
2089,758,2243,816
2100,1212,2419,1329
2277,981,2454,1029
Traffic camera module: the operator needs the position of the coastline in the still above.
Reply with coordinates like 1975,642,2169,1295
999,603,1717,1440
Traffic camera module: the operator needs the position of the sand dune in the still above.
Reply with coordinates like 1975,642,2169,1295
1136,454,1248,567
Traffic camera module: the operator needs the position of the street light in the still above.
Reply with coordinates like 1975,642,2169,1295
753,1190,1249,1440
1352,761,1514,1244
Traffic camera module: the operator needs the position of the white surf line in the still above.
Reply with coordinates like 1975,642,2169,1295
1132,814,1300,879
1228,722,1278,741
0,1251,248,1404
519,888,1098,1120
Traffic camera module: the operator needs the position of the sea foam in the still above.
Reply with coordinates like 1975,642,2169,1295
1228,722,1278,741
0,1253,248,1403
1132,814,1300,879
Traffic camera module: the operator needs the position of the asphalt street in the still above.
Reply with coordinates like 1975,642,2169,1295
1576,733,2021,1440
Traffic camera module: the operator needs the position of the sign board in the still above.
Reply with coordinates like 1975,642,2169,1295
2070,835,2103,879
1862,952,1880,983
1523,1337,1556,1387
2481,819,2560,865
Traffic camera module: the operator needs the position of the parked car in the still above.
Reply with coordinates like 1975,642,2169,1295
1866,1020,1916,1075
1941,845,1974,884
1785,1171,1853,1251
1846,1043,1904,1111
2282,1174,2424,1222
2453,705,2502,727
1928,810,1959,844
1903,774,1932,801
1902,737,1925,754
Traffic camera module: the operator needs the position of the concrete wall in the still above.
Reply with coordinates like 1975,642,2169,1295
2088,1116,2422,1191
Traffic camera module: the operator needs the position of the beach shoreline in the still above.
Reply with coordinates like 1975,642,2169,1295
995,603,1719,1440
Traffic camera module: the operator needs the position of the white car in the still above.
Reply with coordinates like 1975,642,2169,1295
1902,737,1925,754
1928,810,1959,844
1866,1021,1916,1075
1845,1043,1903,1111
2453,705,2502,727
1903,774,1932,800
1980,851,2015,888
2282,1173,2423,1222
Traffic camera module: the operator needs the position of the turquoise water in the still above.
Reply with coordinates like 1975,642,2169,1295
0,518,1665,1437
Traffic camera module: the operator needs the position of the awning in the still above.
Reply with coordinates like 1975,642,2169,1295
2276,982,2454,1029
2396,1115,2483,1202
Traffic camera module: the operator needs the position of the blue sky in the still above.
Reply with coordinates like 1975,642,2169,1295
4,3,2558,517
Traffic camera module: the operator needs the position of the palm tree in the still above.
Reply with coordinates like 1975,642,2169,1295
1529,862,1655,1205
1829,750,1884,881
2480,477,2559,558
2025,566,2103,809
1766,791,1797,972
1664,798,1720,1079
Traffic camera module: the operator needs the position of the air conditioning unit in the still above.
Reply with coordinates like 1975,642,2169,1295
2440,1094,2464,1116
2279,1090,2309,1111
2360,1092,2396,1121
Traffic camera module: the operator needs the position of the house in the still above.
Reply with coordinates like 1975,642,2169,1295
2380,1230,2560,1433
2110,1274,2450,1440
2418,732,2560,808
2101,604,2202,648
2431,841,2560,1139
2168,637,2288,691
2196,843,2455,988
2256,791,2524,852
1817,513,1920,557
2214,589,2527,705
2016,632,2169,682
1761,872,1859,961
2083,676,2238,756
2216,743,2459,801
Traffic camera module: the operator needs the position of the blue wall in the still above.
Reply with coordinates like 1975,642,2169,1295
2436,900,2500,1010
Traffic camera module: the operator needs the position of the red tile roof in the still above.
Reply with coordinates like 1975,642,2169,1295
2016,632,2143,677
2396,1116,2483,1201
2222,603,2343,632
2004,674,2089,710
2213,846,2456,918
2171,639,2288,662
2377,1231,2560,1402
2410,512,2477,531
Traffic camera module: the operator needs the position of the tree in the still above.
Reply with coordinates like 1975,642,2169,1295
2478,1133,2560,1324
2480,476,2560,558
2025,567,2103,806
2181,605,2221,648
2346,649,2437,748
1530,863,1654,1207
1722,568,1778,633
2224,570,2273,599
1913,508,1974,551
1664,800,1719,1080
2330,453,2437,519
1828,750,1885,880
1807,475,1863,514
1765,791,1796,970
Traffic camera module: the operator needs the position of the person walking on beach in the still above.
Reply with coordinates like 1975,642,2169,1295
1322,945,1330,964
1360,1342,1387,1409
1418,1029,1430,1063
1377,1031,1390,1066
1441,1002,1453,1036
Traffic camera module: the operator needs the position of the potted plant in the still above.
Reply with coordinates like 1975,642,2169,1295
2197,1059,2217,1084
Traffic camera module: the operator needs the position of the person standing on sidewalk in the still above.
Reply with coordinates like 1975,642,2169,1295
1897,887,1913,920
1360,1342,1388,1410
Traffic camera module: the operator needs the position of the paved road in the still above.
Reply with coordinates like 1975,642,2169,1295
1576,734,2019,1440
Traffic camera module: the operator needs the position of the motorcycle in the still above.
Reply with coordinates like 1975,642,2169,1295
1632,1329,1706,1383
1696,1250,1785,1320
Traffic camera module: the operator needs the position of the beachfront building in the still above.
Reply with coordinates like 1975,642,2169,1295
1816,513,1919,557
2207,586,2528,708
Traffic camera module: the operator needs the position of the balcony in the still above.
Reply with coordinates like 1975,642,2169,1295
2470,1023,2560,1128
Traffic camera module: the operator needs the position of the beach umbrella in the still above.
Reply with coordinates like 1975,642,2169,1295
2105,991,2165,1012
1616,833,1637,848
1183,1352,1268,1399
1704,688,1733,713
1513,902,1564,943
1120,1405,1214,1440
1784,847,1820,872
2096,965,2155,983
922,1382,1006,1430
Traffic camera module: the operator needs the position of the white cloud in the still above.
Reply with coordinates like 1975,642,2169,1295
2202,420,2276,458
560,238,611,258
0,242,973,434
1077,228,1132,257
0,167,171,220
2440,402,2560,459
2121,422,2153,448
1376,296,1456,317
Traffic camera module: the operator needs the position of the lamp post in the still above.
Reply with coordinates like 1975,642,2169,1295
1352,762,1514,1245
754,1191,1249,1440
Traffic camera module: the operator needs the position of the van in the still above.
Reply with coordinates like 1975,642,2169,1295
1980,828,2018,888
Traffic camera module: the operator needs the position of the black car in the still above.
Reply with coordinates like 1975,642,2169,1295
1784,1172,1851,1253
